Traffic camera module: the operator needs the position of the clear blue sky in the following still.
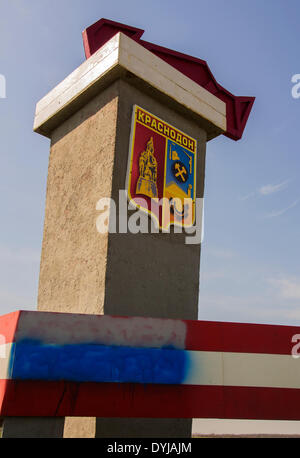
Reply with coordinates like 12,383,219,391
0,0,300,327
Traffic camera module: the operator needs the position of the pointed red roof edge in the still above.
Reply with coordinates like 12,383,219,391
82,18,255,141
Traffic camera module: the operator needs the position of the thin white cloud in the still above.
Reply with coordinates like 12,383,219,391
199,269,300,326
269,276,300,300
264,199,299,218
259,179,290,196
239,179,291,201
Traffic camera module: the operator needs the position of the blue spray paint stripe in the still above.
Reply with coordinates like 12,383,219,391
11,340,190,385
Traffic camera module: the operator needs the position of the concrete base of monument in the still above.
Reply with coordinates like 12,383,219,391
66,419,191,439
2,417,65,438
64,418,193,439
95,418,192,438
2,417,192,439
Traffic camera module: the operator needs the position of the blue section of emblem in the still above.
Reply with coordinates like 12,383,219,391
165,140,195,196
11,339,189,385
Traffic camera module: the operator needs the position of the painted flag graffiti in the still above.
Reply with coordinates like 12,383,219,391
1,311,300,419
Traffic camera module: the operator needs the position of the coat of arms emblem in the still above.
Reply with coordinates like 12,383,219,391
126,105,197,231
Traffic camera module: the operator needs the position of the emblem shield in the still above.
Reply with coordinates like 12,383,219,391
126,105,197,230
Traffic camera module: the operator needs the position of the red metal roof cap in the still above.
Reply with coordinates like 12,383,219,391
83,18,255,141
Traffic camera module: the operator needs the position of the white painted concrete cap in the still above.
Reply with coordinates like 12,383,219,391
34,32,227,138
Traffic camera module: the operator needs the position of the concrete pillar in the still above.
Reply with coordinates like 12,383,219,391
38,78,208,319
3,31,226,438
2,417,65,438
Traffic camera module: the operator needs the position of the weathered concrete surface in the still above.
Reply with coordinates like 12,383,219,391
64,417,96,438
2,417,65,438
38,78,206,319
95,418,193,438
38,84,119,315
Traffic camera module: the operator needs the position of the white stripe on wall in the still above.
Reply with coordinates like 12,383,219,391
184,351,300,389
0,343,14,379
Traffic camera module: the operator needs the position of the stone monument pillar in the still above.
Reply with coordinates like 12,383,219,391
2,18,254,438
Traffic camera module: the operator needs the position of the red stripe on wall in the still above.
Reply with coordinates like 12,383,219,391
2,380,300,420
185,320,299,355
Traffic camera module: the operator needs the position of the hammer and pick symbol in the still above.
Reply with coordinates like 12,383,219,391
174,162,187,182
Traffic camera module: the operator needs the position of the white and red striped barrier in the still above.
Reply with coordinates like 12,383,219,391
1,310,300,419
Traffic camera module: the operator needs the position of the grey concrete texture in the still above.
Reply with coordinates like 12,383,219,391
2,417,65,438
95,418,193,438
37,79,207,320
38,84,119,315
